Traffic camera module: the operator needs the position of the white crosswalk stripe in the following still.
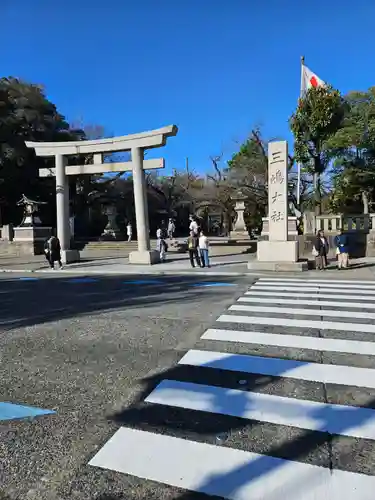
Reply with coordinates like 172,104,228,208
245,289,375,301
89,277,375,499
258,277,375,285
202,328,375,355
239,295,375,309
253,284,375,294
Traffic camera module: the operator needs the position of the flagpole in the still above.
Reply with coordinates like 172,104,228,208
296,55,304,207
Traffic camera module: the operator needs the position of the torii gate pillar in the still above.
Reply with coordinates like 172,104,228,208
26,125,178,265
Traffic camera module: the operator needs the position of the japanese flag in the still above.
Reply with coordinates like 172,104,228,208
301,64,325,96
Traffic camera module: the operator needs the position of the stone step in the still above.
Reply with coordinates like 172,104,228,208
78,240,139,249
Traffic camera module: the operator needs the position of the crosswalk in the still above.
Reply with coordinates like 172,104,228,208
89,276,375,499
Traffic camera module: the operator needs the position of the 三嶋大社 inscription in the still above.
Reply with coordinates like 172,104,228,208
268,141,288,241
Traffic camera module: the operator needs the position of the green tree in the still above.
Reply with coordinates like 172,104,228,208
227,129,268,212
0,77,76,224
226,129,300,232
328,88,375,214
290,85,345,215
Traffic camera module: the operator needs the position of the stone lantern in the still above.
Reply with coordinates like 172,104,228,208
12,194,52,254
230,190,250,240
101,203,122,240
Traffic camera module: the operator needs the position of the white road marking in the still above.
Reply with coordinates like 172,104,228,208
253,281,375,290
218,313,375,333
258,277,375,285
146,379,375,440
229,304,375,320
245,290,375,302
178,349,375,388
89,427,375,500
238,296,375,309
202,328,375,355
250,285,375,295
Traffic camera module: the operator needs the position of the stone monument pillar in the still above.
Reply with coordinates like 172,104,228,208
248,141,307,271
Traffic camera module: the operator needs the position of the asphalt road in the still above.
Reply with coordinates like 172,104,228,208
3,273,375,500
0,273,248,500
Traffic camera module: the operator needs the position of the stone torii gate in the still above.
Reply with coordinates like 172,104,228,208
26,125,178,264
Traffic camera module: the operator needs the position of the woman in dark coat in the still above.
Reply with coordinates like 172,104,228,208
44,235,63,269
314,229,329,270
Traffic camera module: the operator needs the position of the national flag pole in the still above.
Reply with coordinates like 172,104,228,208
296,55,305,207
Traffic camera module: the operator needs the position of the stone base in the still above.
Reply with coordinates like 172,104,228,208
100,229,123,241
61,249,80,264
229,231,250,240
129,250,160,265
257,240,298,262
247,260,308,272
12,226,52,255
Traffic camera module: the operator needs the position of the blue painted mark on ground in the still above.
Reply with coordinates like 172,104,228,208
192,282,237,287
18,277,39,281
124,280,164,285
0,402,55,421
66,278,99,284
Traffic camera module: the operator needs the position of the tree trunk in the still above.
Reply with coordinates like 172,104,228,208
362,191,369,214
313,172,321,216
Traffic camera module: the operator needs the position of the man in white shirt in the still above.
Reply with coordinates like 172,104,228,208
127,222,132,242
189,216,198,235
198,230,210,268
168,219,175,239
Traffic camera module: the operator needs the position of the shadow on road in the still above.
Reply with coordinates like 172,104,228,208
0,274,242,330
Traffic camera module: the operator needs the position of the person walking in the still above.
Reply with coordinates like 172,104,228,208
126,222,132,242
44,233,63,270
199,230,210,268
189,216,199,235
156,234,167,262
313,229,329,270
335,228,349,270
187,230,201,268
168,218,176,240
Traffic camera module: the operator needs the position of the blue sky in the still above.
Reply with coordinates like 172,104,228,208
2,0,375,175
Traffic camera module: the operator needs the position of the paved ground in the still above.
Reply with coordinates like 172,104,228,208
2,272,375,499
0,239,254,274
0,272,248,500
0,248,251,275
1,249,375,279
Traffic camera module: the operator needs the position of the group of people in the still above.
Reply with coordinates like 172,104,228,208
313,228,349,270
126,219,175,244
187,229,210,268
153,216,210,267
186,216,210,268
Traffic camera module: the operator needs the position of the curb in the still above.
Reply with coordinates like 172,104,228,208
0,268,249,277
0,267,372,279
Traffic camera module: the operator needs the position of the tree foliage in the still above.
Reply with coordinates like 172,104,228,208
0,77,79,223
328,88,375,213
290,85,345,214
